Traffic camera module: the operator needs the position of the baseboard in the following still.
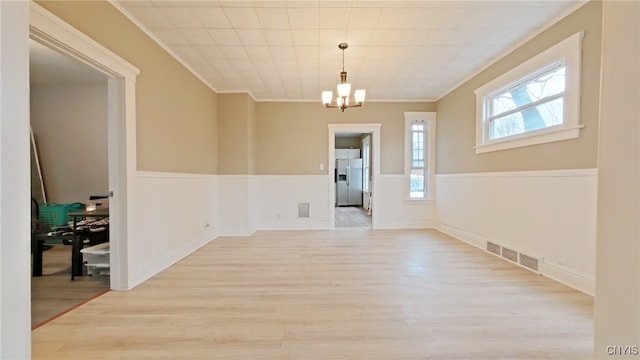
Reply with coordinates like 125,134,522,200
133,227,218,287
541,260,595,296
436,221,594,296
257,221,330,231
435,222,486,250
218,227,256,237
375,219,435,230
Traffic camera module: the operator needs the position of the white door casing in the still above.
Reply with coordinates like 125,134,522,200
29,2,139,290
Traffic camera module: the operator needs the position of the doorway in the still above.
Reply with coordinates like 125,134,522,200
29,38,111,328
29,1,140,291
334,132,372,228
328,124,381,229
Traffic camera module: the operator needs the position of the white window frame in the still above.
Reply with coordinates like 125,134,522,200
362,135,371,192
474,31,584,154
405,112,436,200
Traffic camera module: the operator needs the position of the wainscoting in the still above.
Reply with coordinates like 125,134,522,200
435,169,597,295
125,170,596,297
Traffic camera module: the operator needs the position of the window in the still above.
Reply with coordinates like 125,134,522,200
410,123,426,198
362,135,370,192
475,32,583,154
405,112,436,200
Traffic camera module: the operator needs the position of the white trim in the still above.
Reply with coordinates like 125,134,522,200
137,171,217,179
436,222,594,296
1,1,31,357
435,168,597,179
362,135,371,192
30,3,138,79
328,123,381,229
474,32,584,154
541,260,594,296
30,2,140,290
134,224,217,286
435,168,597,296
257,221,330,231
436,222,487,250
377,219,436,230
475,125,583,154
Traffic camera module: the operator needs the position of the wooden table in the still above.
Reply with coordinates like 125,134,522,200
68,207,109,280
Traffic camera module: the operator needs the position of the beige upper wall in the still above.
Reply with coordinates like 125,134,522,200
218,93,256,175
36,1,218,174
255,102,436,175
436,1,602,174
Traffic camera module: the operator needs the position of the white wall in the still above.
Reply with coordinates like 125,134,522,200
436,169,598,295
254,175,329,230
217,175,254,236
216,175,435,233
594,1,640,356
124,171,432,290
30,82,109,203
130,172,218,287
0,1,31,358
377,175,436,229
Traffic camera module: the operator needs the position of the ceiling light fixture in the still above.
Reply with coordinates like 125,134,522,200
322,42,365,112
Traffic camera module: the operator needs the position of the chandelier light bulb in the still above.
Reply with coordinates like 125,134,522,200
322,91,333,105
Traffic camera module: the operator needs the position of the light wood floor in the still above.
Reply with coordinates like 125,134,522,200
31,245,109,328
32,230,593,359
335,206,371,228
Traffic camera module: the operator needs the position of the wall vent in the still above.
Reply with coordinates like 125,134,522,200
501,247,518,263
519,253,539,272
486,241,501,256
298,202,310,218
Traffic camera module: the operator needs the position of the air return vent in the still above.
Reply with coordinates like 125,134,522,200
501,247,518,263
486,241,501,256
298,202,310,218
519,253,539,272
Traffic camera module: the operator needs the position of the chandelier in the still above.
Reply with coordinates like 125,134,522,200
322,42,366,112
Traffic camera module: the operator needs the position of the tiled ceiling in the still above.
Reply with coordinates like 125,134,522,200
114,0,585,102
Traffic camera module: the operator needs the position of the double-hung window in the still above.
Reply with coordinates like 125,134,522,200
405,112,436,200
475,32,584,153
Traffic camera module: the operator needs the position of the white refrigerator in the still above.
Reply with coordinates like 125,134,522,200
336,158,363,206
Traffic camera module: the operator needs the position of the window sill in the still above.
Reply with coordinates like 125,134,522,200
405,198,435,204
475,125,583,154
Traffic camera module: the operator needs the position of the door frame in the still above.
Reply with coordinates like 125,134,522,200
29,2,139,290
328,123,381,229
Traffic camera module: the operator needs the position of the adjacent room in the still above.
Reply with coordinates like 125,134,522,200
1,0,638,359
29,39,111,328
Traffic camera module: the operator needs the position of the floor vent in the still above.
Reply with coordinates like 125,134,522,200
519,253,539,272
501,247,518,263
298,202,310,218
486,241,501,256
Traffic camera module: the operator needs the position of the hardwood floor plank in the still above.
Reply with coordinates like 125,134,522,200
32,230,592,359
31,245,110,328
